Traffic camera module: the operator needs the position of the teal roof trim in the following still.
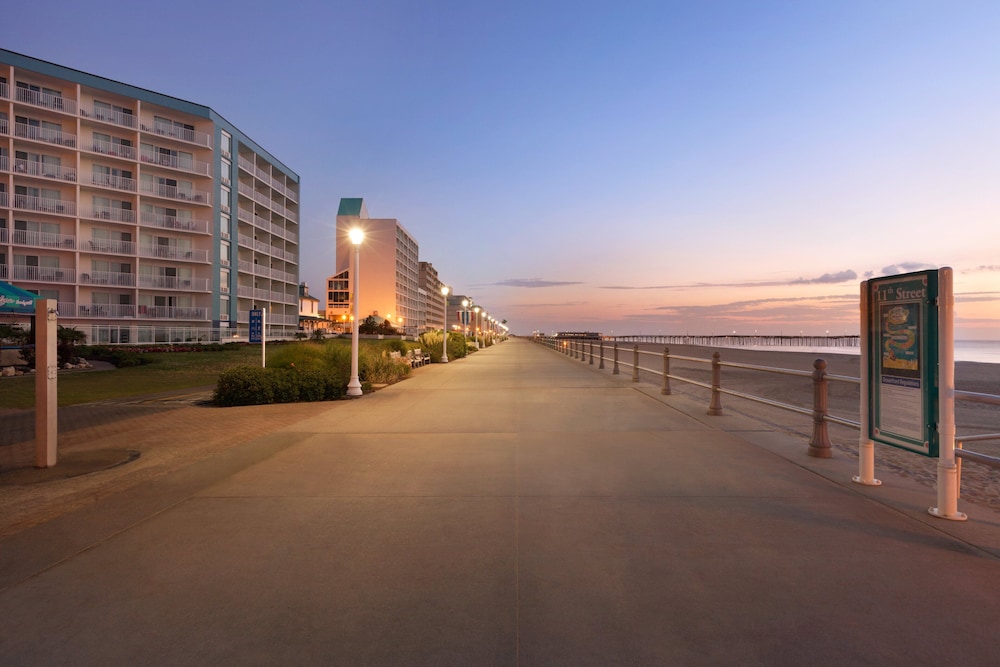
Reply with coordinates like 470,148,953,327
338,198,365,216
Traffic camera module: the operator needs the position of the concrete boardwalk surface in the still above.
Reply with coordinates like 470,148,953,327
3,338,1000,665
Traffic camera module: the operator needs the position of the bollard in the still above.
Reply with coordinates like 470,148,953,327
661,347,671,395
807,358,833,458
589,342,594,365
632,345,640,382
707,351,723,415
599,341,605,370
613,342,620,375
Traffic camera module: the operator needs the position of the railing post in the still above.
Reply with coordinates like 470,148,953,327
599,341,605,369
661,346,671,395
632,345,640,382
612,342,620,374
707,351,723,415
589,342,594,365
808,358,833,458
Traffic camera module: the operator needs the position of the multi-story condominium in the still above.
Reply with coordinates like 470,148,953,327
0,49,300,343
329,198,419,334
419,261,445,331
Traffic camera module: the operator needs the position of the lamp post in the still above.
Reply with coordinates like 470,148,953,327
346,228,364,397
441,285,450,363
461,299,469,338
472,306,481,349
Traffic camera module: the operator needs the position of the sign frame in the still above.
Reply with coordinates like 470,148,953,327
249,309,264,344
867,270,940,457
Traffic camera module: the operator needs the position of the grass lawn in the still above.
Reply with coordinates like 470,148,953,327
0,346,262,409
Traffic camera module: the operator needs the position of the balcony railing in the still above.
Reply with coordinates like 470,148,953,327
15,88,77,114
11,265,76,283
89,172,137,192
15,122,76,148
14,194,76,216
138,245,210,263
139,148,212,176
0,118,7,135
80,107,138,129
0,192,8,207
139,181,211,205
141,122,213,149
85,206,137,224
139,211,209,234
80,271,136,287
0,154,7,172
12,158,77,182
78,304,136,318
85,238,136,255
136,305,208,320
0,81,7,99
137,275,210,291
11,229,77,250
89,138,138,161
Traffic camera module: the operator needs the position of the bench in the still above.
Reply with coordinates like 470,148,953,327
408,348,430,367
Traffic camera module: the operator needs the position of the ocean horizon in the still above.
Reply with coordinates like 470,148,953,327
709,339,1000,365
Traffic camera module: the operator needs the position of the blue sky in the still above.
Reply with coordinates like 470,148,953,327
8,1,1000,337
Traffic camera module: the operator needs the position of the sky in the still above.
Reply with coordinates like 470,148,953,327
8,1,999,338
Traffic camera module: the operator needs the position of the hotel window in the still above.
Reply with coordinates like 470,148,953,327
220,158,231,185
220,132,232,158
93,132,133,155
153,115,195,142
93,100,133,124
220,213,230,239
92,164,133,188
220,187,231,213
220,240,230,266
16,82,63,109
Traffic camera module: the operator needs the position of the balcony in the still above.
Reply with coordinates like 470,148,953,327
0,154,7,171
138,245,210,263
136,305,208,320
11,265,76,283
137,275,210,291
85,206,137,224
86,238,136,255
0,118,7,135
141,122,212,149
14,194,76,216
0,191,7,207
140,148,212,176
89,138,138,161
89,172,137,192
80,107,137,129
11,229,77,250
12,158,76,182
0,81,7,99
15,87,77,115
139,211,209,234
80,271,136,287
78,304,137,318
139,181,211,206
14,122,76,148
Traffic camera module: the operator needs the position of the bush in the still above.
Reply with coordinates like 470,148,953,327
213,364,345,406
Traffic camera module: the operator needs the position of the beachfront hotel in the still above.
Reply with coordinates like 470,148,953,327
0,49,300,342
328,198,421,334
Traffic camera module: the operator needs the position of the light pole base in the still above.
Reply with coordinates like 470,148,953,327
346,379,363,397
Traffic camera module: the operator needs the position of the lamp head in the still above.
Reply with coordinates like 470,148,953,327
349,228,364,246
441,285,450,296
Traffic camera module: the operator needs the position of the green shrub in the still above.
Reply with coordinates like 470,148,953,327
214,366,274,406
213,363,346,406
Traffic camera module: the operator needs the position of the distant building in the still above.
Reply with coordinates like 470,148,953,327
298,282,326,333
419,261,445,331
0,49,301,342
328,198,419,334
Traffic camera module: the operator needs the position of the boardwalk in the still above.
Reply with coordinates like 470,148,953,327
3,338,1000,666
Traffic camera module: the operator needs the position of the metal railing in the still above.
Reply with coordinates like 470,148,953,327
537,337,1000,472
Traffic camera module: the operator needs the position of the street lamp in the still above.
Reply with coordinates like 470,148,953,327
440,285,450,363
346,228,364,397
473,306,481,349
461,299,469,338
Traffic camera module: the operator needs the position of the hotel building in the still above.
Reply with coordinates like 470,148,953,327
0,49,300,343
328,198,419,334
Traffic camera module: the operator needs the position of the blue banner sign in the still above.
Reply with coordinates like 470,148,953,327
249,309,263,343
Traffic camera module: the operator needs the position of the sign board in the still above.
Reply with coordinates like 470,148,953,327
249,309,263,343
867,270,939,456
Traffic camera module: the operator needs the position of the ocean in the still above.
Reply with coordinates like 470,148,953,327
720,339,1000,364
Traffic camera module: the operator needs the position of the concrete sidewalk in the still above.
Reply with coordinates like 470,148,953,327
2,338,1000,666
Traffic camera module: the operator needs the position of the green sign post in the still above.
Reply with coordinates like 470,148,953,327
867,270,940,457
